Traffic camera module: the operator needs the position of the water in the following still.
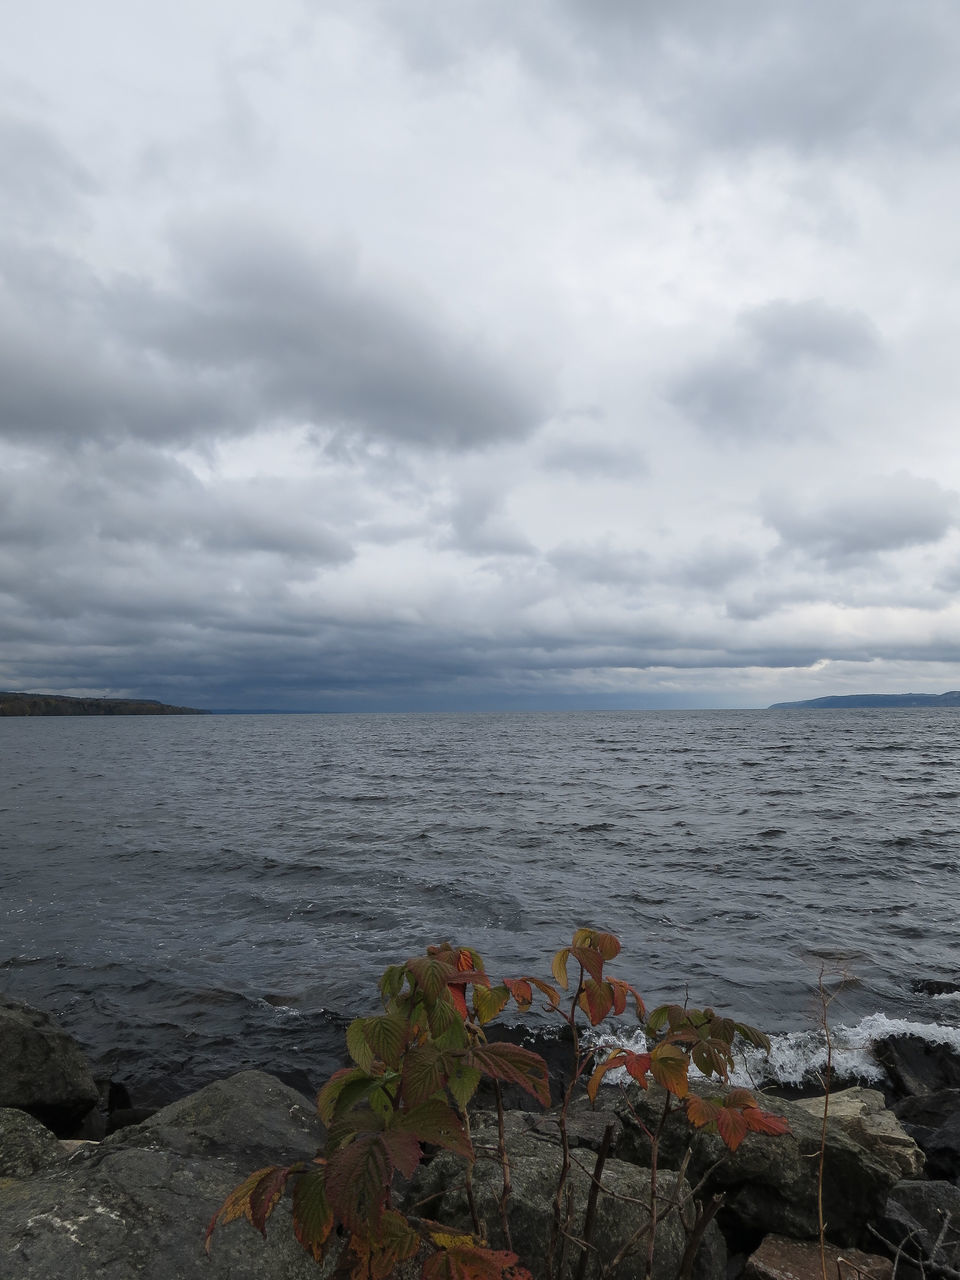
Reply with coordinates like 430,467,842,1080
1,709,958,1103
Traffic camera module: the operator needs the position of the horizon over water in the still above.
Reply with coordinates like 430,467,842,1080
2,707,959,1104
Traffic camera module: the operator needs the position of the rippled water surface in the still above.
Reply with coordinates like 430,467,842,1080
2,709,958,1099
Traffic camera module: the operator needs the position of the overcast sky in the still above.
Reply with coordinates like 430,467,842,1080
2,2,960,711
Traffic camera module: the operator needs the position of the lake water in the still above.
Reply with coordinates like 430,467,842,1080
2,709,959,1103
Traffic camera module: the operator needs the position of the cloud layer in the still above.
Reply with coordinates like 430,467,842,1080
2,2,960,708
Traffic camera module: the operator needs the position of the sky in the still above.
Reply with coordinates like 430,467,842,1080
2,2,960,712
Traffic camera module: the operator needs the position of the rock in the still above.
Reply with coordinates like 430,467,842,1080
791,1087,924,1178
922,1110,960,1181
0,996,99,1134
591,1083,901,1247
0,1070,326,1279
892,1087,960,1130
406,1109,726,1280
746,1233,892,1280
873,1035,960,1099
0,1108,66,1178
880,1181,960,1279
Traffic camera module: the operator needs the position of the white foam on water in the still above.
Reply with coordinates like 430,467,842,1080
586,1012,960,1090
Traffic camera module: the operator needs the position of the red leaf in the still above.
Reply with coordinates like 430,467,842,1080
622,1051,652,1085
381,1127,424,1179
466,1041,551,1107
570,947,605,983
524,976,561,1008
349,1210,420,1280
424,1246,531,1280
250,1165,292,1236
393,1098,474,1161
579,978,614,1025
205,1165,275,1251
324,1133,392,1234
572,928,621,961
449,984,469,1020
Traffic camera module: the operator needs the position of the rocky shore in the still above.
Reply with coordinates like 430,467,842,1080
3,995,960,1279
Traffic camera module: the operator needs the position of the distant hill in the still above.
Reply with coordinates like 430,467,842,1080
769,691,960,710
0,692,209,716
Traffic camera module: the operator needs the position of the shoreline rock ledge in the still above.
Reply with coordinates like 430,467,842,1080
3,995,960,1280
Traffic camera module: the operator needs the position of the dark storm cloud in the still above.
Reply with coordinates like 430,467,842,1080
670,298,881,437
763,475,959,562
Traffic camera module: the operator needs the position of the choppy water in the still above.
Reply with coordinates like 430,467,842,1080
2,709,959,1103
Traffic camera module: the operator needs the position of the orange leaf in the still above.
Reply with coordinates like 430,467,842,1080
686,1095,721,1129
716,1106,749,1152
572,928,621,960
742,1108,792,1138
552,949,570,989
424,1245,531,1280
570,947,605,983
503,978,533,1011
205,1165,275,1251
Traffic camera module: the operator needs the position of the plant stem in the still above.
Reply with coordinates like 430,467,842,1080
574,1122,614,1280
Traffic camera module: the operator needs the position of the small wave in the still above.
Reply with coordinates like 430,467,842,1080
587,1011,960,1091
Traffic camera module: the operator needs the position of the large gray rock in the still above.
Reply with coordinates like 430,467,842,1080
0,996,99,1133
588,1082,901,1247
406,1109,726,1280
791,1087,924,1178
0,1070,326,1279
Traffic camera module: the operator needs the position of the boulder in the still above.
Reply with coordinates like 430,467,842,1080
0,1070,326,1279
405,1108,726,1280
746,1233,892,1280
880,1181,960,1279
589,1083,901,1247
791,1087,924,1178
0,1108,66,1178
873,1036,960,1100
0,996,99,1134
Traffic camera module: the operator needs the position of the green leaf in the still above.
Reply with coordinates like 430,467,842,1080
552,948,570,989
350,1209,420,1280
446,1062,482,1109
649,1042,689,1098
361,1012,409,1069
406,954,455,1004
393,1098,474,1161
379,964,407,1002
401,1041,446,1106
292,1170,334,1262
473,983,510,1025
429,991,469,1046
735,1022,772,1053
346,1018,376,1072
317,1068,378,1126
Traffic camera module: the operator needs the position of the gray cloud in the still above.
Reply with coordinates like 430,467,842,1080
763,474,960,562
671,298,881,438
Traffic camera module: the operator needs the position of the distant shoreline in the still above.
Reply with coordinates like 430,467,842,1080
768,691,960,710
0,692,209,716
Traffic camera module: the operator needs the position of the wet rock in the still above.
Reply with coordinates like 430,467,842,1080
873,1036,960,1100
406,1108,726,1280
0,996,99,1134
0,1070,326,1279
745,1233,892,1280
